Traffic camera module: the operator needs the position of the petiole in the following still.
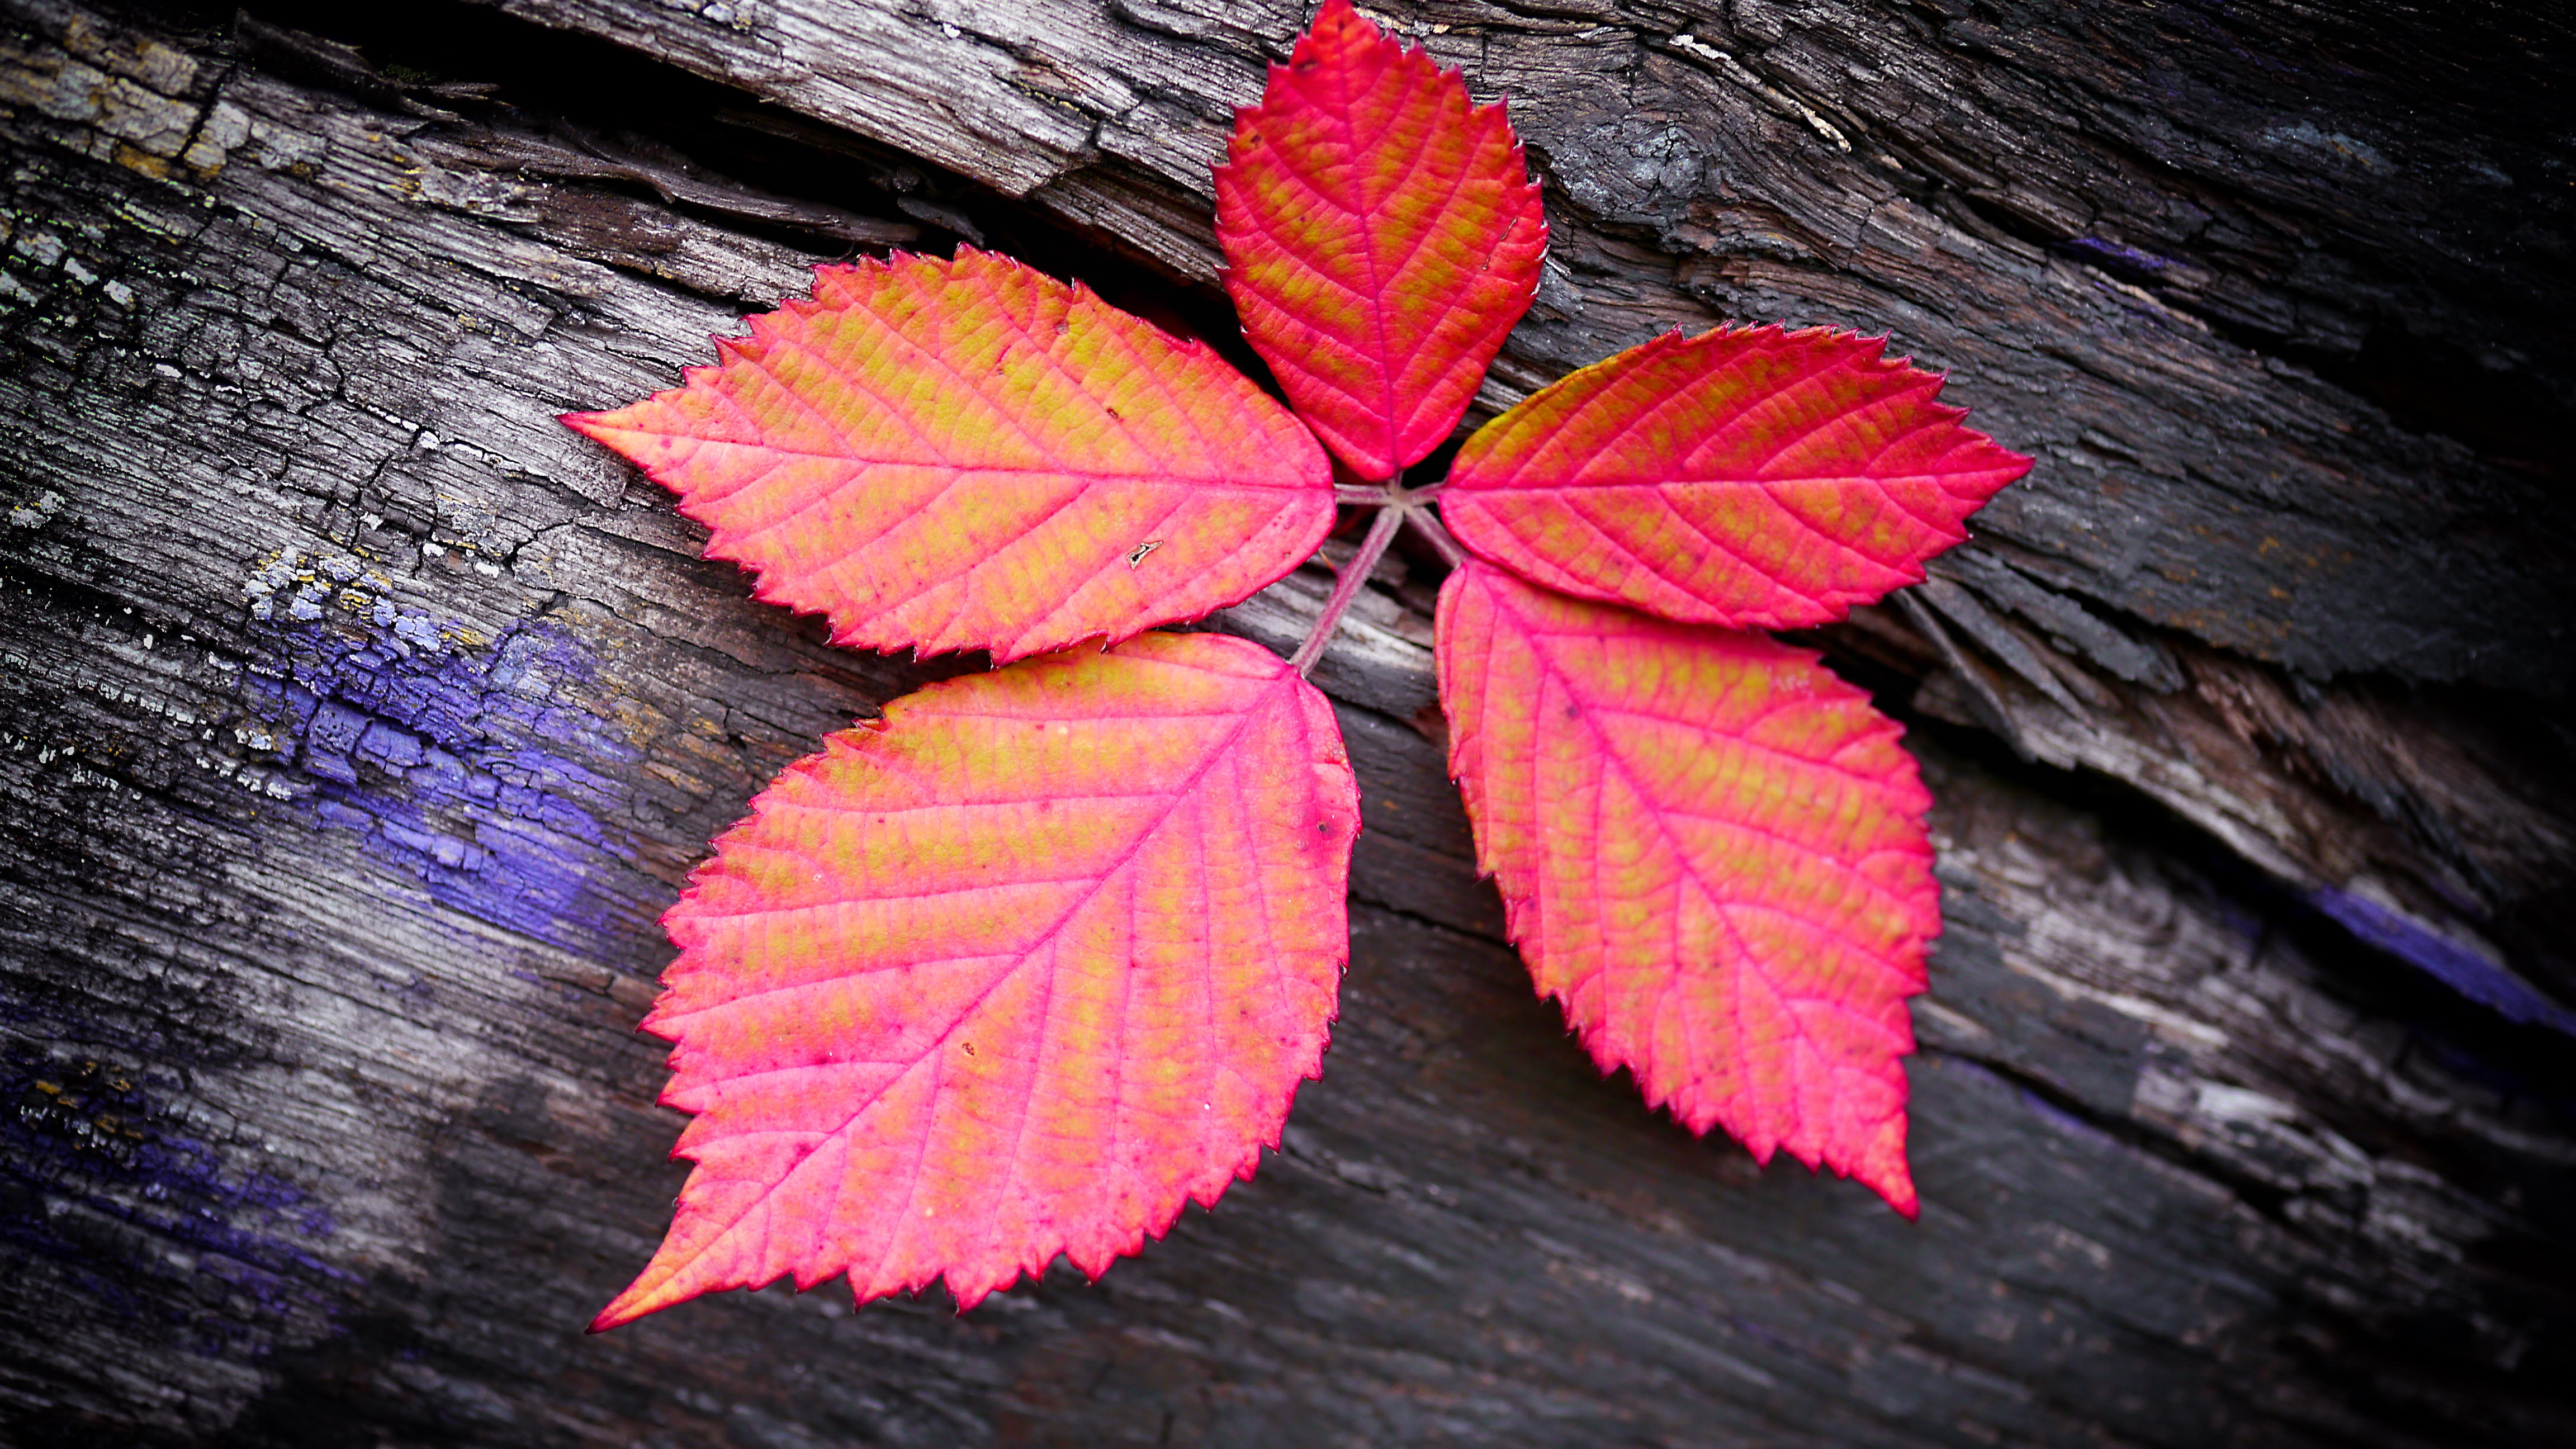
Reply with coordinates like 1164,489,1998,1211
1290,475,1472,675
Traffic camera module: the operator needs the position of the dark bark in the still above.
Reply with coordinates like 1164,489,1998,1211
2,1,2572,1445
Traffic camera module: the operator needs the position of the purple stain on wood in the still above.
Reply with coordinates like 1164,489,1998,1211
0,1039,349,1358
235,617,660,958
2308,886,2576,1036
1731,1317,1795,1357
2063,237,2177,278
2017,1087,2115,1145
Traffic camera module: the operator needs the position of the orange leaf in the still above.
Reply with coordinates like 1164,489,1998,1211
1444,326,2030,629
1436,559,1935,1214
566,249,1333,662
1215,0,1547,481
593,632,1359,1327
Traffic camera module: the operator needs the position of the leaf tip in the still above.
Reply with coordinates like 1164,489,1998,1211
558,408,614,441
587,1283,660,1334
1874,1164,1922,1221
1311,0,1368,34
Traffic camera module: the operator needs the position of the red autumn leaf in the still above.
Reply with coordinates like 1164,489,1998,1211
594,632,1359,1327
1434,558,1936,1215
1442,326,2031,630
1214,0,1547,481
564,248,1333,662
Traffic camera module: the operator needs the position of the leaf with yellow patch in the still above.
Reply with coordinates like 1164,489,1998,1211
567,248,1333,662
1443,326,2029,629
595,631,1359,1326
1436,558,1935,1215
1215,0,1546,481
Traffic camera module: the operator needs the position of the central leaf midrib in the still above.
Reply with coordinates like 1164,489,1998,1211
672,439,1319,490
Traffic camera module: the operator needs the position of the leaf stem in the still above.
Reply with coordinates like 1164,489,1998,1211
1289,503,1407,676
1405,504,1467,569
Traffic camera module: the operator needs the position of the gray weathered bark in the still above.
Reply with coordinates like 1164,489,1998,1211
3,0,2572,1445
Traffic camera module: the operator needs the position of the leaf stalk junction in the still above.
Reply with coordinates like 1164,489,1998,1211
1291,473,1464,675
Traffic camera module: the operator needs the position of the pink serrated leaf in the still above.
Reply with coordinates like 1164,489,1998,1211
1436,558,1936,1215
594,632,1360,1328
1443,326,2031,630
565,248,1333,662
1215,0,1547,481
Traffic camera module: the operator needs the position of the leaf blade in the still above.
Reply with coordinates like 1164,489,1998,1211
1443,326,2031,629
566,249,1333,661
1435,560,1935,1214
596,632,1360,1327
1215,0,1547,480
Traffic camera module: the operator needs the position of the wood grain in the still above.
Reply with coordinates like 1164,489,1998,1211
3,1,2572,1444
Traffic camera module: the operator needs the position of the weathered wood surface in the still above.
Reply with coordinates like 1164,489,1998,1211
2,1,2572,1445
